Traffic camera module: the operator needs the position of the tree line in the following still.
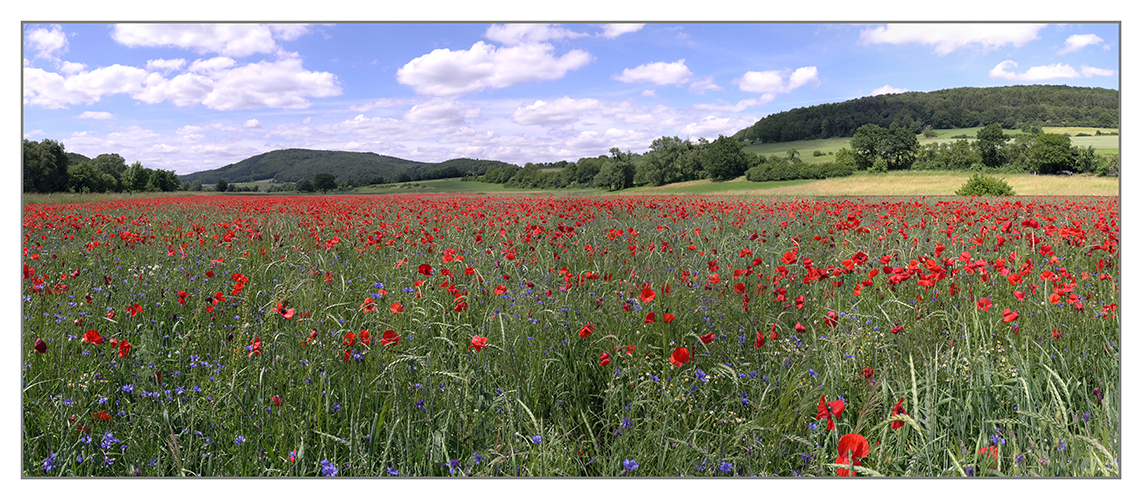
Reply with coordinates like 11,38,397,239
735,85,1119,144
23,139,182,194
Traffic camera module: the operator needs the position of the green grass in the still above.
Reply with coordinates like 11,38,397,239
21,194,1119,477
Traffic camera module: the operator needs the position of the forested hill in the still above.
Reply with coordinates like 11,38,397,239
177,149,517,185
734,85,1119,144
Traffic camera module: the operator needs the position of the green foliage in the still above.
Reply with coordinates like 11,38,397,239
975,123,1008,168
740,85,1119,144
702,136,752,181
956,174,1015,196
314,173,338,193
215,178,229,192
922,128,938,138
593,148,636,191
1029,133,1074,175
23,139,70,193
870,157,888,173
746,159,854,182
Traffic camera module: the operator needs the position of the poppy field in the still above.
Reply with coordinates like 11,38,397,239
21,194,1119,477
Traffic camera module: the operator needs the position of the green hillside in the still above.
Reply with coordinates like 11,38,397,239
178,149,518,185
735,85,1118,144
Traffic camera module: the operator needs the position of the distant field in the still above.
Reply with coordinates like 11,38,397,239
353,178,602,196
626,170,1117,197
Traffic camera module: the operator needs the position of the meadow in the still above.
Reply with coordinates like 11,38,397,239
22,194,1118,477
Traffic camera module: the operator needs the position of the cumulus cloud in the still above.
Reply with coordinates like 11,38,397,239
397,41,592,97
1059,34,1104,54
860,23,1046,55
691,98,762,113
267,24,311,41
485,24,587,46
244,118,260,128
734,66,819,95
404,98,481,126
614,59,692,85
25,24,68,60
641,89,656,97
688,76,722,95
1078,66,1114,78
111,24,283,57
147,58,187,73
511,97,602,127
78,111,114,120
871,84,908,96
59,61,87,74
598,24,644,39
681,115,758,140
23,64,150,109
348,97,414,113
989,60,1081,81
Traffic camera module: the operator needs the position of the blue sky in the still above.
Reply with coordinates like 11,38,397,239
21,22,1120,174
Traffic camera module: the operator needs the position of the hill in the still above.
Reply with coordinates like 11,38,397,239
66,152,91,166
734,85,1119,144
177,149,518,185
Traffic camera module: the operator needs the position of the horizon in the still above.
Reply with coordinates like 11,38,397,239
23,23,1120,175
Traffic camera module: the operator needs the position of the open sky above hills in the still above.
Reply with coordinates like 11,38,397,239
22,21,1119,174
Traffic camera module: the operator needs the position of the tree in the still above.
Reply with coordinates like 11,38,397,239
67,161,98,193
314,173,337,193
593,148,635,191
849,124,886,170
701,135,751,180
124,161,151,192
976,123,1007,168
1028,133,1073,175
91,153,128,192
882,124,920,169
23,139,70,193
635,136,687,186
215,178,229,192
296,179,314,192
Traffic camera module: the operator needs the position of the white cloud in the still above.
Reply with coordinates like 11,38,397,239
404,99,480,126
689,76,722,94
25,24,67,60
860,23,1046,55
598,24,644,39
1059,34,1104,54
349,97,414,113
511,97,602,127
23,64,150,109
735,66,819,94
24,129,43,139
244,119,260,128
989,60,1081,81
1080,65,1115,77
136,56,342,110
485,24,587,46
691,98,762,113
641,89,656,97
871,84,908,96
681,115,758,140
78,111,114,120
111,24,281,57
59,61,87,74
614,59,692,85
147,58,187,73
397,41,592,97
267,24,311,41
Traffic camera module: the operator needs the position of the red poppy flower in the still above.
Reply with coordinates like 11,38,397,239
1052,328,1062,340
454,301,469,312
599,351,611,367
1013,291,1026,300
360,297,376,312
795,322,806,333
380,330,400,346
248,337,262,357
390,302,404,314
861,366,874,379
107,311,116,320
342,331,356,347
700,332,715,344
625,344,636,355
835,433,870,476
469,335,488,352
816,395,845,431
890,397,907,430
418,263,434,276
34,338,47,354
891,325,903,334
206,270,215,278
644,312,656,323
753,331,766,348
117,339,132,358
93,410,113,421
272,394,283,407
578,324,594,339
342,350,352,362
669,347,690,367
494,284,507,295
825,310,838,327
177,290,189,306
639,286,656,304
360,330,372,347
663,313,675,324
979,446,999,460
977,297,992,311
1002,308,1019,323
83,329,104,345
770,324,779,340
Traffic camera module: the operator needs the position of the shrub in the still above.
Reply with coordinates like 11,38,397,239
923,129,938,138
812,150,825,157
956,174,1015,196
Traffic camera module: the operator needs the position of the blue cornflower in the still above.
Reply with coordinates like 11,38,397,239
621,417,632,429
966,465,975,477
446,458,461,474
719,462,733,474
42,452,58,473
531,435,542,445
387,467,399,476
414,398,425,410
122,384,134,393
808,369,818,377
623,459,639,472
332,402,341,412
1057,439,1066,451
1083,413,1091,423
320,459,338,477
695,369,708,382
473,452,483,465
101,431,120,450
234,435,246,445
